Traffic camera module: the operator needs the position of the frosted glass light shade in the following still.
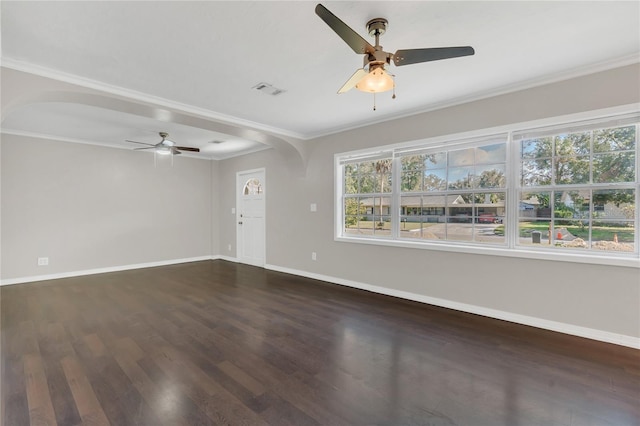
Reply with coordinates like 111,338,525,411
356,67,394,93
156,146,173,155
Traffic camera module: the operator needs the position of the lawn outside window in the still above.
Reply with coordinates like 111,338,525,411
335,109,640,267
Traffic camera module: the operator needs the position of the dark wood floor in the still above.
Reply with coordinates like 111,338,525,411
2,260,639,426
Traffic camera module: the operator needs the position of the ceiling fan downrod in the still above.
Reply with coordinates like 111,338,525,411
366,17,387,46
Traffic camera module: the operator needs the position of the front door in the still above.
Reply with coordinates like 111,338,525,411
236,169,266,267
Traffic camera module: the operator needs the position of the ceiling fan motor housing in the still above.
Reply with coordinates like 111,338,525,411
364,50,392,68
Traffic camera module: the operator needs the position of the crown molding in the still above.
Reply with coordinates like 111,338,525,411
1,57,307,141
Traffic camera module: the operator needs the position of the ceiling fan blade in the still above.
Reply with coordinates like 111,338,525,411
126,139,156,147
315,4,375,55
175,146,200,152
338,68,368,94
393,46,475,66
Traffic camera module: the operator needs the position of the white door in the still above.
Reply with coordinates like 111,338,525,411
236,169,266,267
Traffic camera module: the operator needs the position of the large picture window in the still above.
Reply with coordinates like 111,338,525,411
335,111,639,265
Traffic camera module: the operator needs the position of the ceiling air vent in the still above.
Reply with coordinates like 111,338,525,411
252,82,285,96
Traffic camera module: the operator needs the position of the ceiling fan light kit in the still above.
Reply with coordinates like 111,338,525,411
315,3,474,109
355,66,394,93
155,146,173,156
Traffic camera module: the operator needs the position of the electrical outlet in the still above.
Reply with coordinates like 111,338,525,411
37,257,49,266
310,203,317,212
311,252,317,261
228,244,232,251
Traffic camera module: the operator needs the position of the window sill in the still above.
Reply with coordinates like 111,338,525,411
335,235,640,268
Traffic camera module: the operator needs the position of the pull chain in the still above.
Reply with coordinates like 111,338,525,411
392,75,396,99
372,78,396,110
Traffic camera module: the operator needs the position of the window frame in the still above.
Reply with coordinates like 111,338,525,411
334,106,640,268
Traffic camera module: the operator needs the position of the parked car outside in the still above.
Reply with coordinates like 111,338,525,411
478,214,501,224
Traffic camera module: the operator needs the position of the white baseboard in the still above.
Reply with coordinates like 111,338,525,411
0,256,214,286
215,255,239,263
265,263,640,350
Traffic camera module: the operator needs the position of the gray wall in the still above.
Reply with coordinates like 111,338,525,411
1,134,213,278
217,64,640,340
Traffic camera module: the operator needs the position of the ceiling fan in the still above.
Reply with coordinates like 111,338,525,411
126,132,200,155
315,4,475,101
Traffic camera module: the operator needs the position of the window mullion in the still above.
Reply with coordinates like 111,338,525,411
391,155,401,239
508,131,519,249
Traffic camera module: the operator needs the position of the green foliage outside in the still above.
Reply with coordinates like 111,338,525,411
522,126,635,206
400,150,505,192
344,198,361,226
554,204,575,219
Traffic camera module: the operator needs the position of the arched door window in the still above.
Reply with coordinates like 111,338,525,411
243,178,263,195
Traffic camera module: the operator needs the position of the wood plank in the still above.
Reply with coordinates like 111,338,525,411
23,354,57,426
152,345,269,425
60,355,110,426
40,360,82,426
217,360,265,397
113,352,183,426
2,318,30,425
83,333,106,358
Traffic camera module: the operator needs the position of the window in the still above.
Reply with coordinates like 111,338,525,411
398,140,507,244
243,178,263,195
516,123,636,252
343,155,393,237
336,111,639,265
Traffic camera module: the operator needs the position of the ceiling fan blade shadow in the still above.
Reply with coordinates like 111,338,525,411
315,4,375,55
338,68,368,94
126,140,156,146
393,46,475,66
134,146,156,151
175,146,200,152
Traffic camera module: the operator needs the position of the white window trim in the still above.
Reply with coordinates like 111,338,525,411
334,104,640,268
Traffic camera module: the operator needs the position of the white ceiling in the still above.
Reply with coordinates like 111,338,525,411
2,1,639,159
